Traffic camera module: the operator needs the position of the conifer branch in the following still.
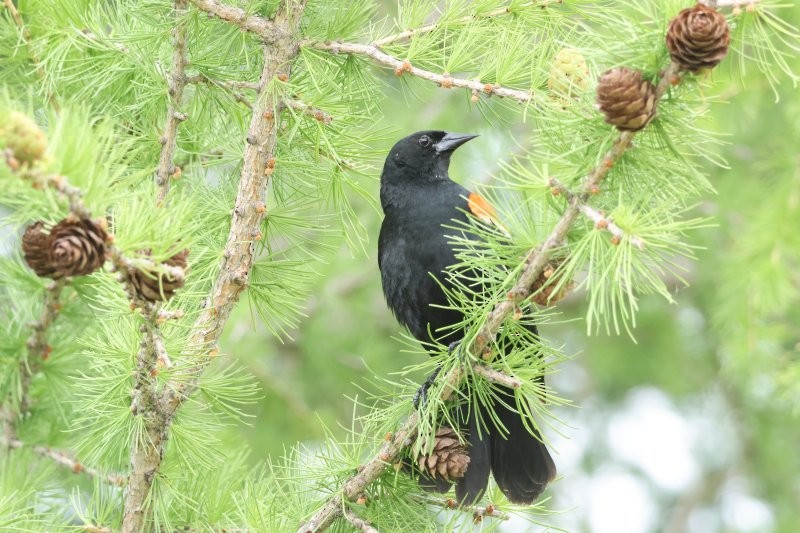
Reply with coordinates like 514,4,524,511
156,0,191,205
156,309,185,323
372,0,562,48
471,364,523,389
548,177,646,249
342,507,379,533
283,99,333,124
121,2,308,530
107,248,186,291
311,42,534,103
19,278,67,416
185,73,333,121
0,278,65,442
24,172,183,296
1,437,125,486
2,0,60,110
4,135,189,533
185,73,255,109
185,74,260,91
188,0,285,42
700,0,759,8
409,494,511,521
296,61,684,533
2,0,22,25
7,161,93,219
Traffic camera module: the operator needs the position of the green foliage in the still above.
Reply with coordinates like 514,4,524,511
1,0,799,531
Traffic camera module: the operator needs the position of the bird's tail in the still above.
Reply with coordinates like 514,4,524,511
489,386,556,504
453,387,555,505
415,387,555,505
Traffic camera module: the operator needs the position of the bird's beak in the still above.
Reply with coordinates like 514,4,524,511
435,132,478,153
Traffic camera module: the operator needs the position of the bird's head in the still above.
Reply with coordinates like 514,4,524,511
382,130,478,183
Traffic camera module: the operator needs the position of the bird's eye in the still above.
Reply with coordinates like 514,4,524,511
418,135,431,148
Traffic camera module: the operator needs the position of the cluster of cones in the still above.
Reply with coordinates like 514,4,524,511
596,4,730,132
5,110,189,304
22,217,188,303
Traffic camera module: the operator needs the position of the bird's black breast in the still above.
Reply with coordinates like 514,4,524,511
378,183,471,346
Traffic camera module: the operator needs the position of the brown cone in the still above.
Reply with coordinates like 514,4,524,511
48,217,108,277
129,249,189,302
531,258,573,306
667,4,730,72
596,67,657,132
22,221,60,278
415,426,470,482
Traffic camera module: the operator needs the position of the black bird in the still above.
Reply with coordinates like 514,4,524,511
378,130,556,505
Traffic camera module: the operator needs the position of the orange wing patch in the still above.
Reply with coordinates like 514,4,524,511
467,192,510,236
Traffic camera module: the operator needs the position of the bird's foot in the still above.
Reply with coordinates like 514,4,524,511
413,366,443,410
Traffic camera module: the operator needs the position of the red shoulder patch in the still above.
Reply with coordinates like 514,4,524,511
467,192,509,236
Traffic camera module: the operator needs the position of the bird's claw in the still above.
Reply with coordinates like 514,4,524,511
413,366,443,410
447,340,461,356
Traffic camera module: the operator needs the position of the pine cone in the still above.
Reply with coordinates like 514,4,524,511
548,48,590,101
1,111,47,166
49,217,108,277
596,67,656,132
415,426,470,482
129,249,189,302
666,4,730,72
531,259,572,306
22,221,60,278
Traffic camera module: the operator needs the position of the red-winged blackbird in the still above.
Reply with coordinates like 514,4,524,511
378,131,556,505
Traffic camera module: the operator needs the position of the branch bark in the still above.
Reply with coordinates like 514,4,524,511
155,0,191,205
188,0,284,41
1,437,125,486
471,364,523,389
342,507,379,533
19,279,67,416
372,0,562,48
311,41,535,104
700,0,759,8
0,239,66,444
295,62,683,533
408,494,511,521
121,2,308,530
185,73,255,109
548,177,646,249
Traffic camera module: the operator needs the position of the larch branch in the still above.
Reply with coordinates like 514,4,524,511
185,74,260,91
372,0,562,48
185,73,333,121
700,0,760,9
342,507,380,533
156,0,191,205
19,279,67,415
2,0,60,110
311,41,534,104
121,1,309,530
548,177,646,250
3,126,189,533
2,437,125,486
296,62,684,533
185,73,255,109
188,0,284,41
283,98,333,123
408,494,511,521
471,364,523,389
